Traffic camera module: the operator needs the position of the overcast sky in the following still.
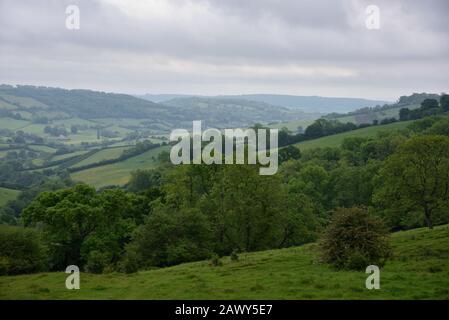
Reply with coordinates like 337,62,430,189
0,0,448,100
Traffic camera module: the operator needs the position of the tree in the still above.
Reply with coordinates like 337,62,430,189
375,135,449,229
0,225,47,275
399,108,410,121
22,184,137,270
440,94,449,112
319,207,391,270
279,145,301,164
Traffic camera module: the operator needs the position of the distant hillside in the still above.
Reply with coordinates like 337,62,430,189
139,94,194,103
0,85,169,120
162,96,319,128
139,93,390,114
324,92,442,125
0,86,319,130
223,94,390,113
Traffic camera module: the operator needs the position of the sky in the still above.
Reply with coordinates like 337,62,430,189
0,0,448,101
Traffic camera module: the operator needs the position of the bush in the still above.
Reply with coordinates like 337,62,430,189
85,250,111,274
319,207,391,270
118,244,141,274
230,249,239,262
0,225,47,275
209,253,223,267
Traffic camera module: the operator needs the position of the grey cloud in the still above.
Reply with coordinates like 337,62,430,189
0,0,448,100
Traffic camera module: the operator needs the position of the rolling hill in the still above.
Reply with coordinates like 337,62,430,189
71,145,170,188
162,96,318,129
0,187,20,207
294,121,411,150
1,224,448,299
140,93,389,114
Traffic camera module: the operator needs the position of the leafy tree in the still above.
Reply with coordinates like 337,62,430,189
127,169,161,192
22,184,136,270
126,205,212,268
375,135,449,229
279,145,301,164
319,207,391,270
0,225,47,275
440,94,449,112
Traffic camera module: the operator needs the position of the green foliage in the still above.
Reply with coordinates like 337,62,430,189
127,169,161,192
230,249,239,262
319,207,391,270
128,206,212,268
209,253,223,267
0,225,47,275
375,135,449,229
86,250,112,274
278,145,301,164
22,184,140,271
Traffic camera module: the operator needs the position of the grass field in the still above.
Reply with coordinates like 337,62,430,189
0,224,448,300
0,187,20,207
70,146,132,168
295,121,411,151
71,145,170,188
269,118,317,132
51,150,89,162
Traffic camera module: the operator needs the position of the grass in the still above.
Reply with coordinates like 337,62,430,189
1,224,448,300
70,146,132,168
28,145,57,154
0,187,20,207
0,118,30,130
268,118,317,132
295,121,411,151
51,150,89,162
71,145,170,188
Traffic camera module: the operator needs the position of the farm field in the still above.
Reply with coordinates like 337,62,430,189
0,187,20,207
70,146,132,168
1,224,448,300
295,121,411,150
71,145,170,188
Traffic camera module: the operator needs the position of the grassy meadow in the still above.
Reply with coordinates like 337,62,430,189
0,187,20,207
71,145,170,188
295,121,411,150
1,224,448,300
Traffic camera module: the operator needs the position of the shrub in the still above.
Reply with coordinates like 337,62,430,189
210,253,223,267
319,207,391,270
230,249,239,262
85,250,111,274
118,244,141,274
0,225,47,275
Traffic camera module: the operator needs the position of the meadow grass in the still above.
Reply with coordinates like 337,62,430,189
295,121,411,150
70,146,132,168
71,145,170,188
1,224,448,300
0,187,20,206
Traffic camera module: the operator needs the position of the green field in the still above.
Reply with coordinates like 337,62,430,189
295,121,411,151
269,118,317,132
0,187,20,207
1,224,448,300
51,150,89,162
70,146,132,168
71,145,170,188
